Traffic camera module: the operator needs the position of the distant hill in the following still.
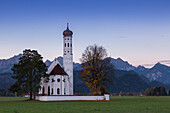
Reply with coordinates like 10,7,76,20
108,58,170,84
74,69,170,94
133,63,170,83
0,73,15,90
147,63,170,83
109,57,136,71
0,54,22,73
71,57,170,84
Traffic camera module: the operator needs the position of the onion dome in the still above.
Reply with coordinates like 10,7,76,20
63,23,73,36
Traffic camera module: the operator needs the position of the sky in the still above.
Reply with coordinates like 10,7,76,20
0,0,170,68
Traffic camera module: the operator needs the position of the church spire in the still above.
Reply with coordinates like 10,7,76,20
63,21,73,36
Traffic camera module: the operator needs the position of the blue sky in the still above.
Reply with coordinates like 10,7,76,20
0,0,170,67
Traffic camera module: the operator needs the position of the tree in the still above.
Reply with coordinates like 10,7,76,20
100,86,107,95
144,88,149,96
119,91,124,96
80,44,114,95
9,49,48,100
145,87,167,96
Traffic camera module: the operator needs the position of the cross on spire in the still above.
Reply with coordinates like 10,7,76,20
67,19,69,30
67,23,69,30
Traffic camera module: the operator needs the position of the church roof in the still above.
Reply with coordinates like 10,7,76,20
47,58,68,76
49,64,67,75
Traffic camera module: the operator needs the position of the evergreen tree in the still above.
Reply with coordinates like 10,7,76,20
9,49,48,100
80,44,114,95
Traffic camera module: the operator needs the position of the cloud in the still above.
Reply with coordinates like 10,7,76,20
142,64,154,67
165,62,170,64
159,60,170,63
118,36,127,39
159,60,170,64
160,35,169,38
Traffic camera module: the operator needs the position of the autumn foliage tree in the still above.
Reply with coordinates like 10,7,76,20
9,49,48,100
80,44,114,95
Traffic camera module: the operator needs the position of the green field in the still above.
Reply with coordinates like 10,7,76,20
0,96,169,113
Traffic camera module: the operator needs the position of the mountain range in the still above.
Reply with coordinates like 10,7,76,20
45,56,170,84
0,54,170,93
0,54,22,73
110,57,170,84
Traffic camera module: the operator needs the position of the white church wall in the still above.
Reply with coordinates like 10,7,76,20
40,78,48,95
50,75,63,95
104,94,110,101
61,75,64,95
39,74,68,95
65,76,69,95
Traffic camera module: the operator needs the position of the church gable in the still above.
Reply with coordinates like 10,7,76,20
50,64,68,75
47,58,62,74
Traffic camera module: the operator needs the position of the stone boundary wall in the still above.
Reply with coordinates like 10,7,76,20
36,94,109,101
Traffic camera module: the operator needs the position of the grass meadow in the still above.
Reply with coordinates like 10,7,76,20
0,96,169,113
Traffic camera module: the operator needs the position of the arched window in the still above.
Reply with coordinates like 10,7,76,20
70,43,72,47
42,86,45,96
57,88,60,95
65,43,66,47
51,88,53,95
52,79,55,82
48,86,50,95
57,78,60,82
68,43,69,47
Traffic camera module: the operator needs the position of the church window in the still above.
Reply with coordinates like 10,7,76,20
52,79,55,82
70,43,72,47
64,88,66,95
57,78,60,82
68,38,69,40
57,88,60,94
68,43,69,47
68,51,69,53
48,86,50,95
42,86,45,96
65,43,66,47
51,88,53,95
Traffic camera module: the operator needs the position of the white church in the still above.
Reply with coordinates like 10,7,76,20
39,23,73,96
36,23,109,101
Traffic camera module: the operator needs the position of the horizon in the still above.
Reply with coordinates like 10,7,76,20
0,0,170,68
0,53,169,69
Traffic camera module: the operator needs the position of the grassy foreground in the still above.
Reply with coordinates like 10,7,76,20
0,96,170,113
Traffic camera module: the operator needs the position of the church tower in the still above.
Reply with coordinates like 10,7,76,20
63,23,73,95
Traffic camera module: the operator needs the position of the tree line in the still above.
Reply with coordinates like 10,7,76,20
144,87,169,96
